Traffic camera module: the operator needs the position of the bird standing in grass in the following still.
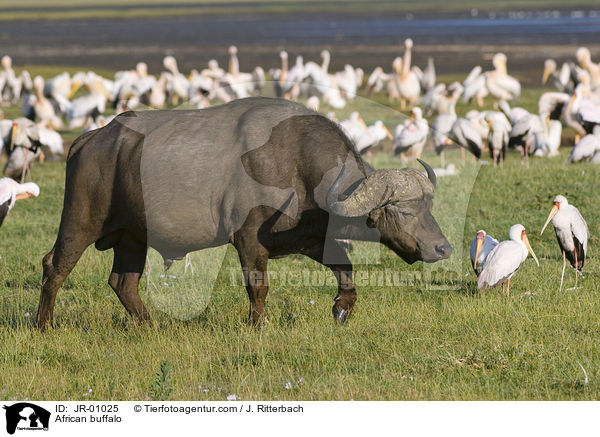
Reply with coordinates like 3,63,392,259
540,195,588,291
0,178,40,227
478,224,539,295
470,230,499,276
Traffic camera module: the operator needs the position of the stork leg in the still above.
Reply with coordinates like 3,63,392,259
506,278,511,297
560,250,566,292
575,250,578,288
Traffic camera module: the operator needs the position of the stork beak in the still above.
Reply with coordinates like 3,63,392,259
67,81,81,99
521,232,539,267
542,64,551,84
540,202,559,235
15,192,35,200
409,112,415,123
9,122,17,152
565,92,577,115
99,83,112,99
358,115,368,130
384,124,393,140
473,237,483,270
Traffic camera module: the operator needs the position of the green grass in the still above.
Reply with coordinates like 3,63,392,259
1,72,599,401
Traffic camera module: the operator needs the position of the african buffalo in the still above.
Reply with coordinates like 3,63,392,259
37,97,451,329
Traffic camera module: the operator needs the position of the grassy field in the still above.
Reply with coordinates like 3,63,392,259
1,72,599,401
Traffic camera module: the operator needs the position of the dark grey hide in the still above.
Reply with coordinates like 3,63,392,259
37,97,451,329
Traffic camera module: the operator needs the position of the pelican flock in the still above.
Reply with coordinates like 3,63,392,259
0,42,598,296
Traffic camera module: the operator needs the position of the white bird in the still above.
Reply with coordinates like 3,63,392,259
567,125,600,163
485,53,521,102
393,107,429,160
428,163,459,178
0,178,40,227
67,75,112,128
37,125,64,157
339,111,368,142
542,59,576,93
395,39,421,109
462,65,488,107
430,100,457,167
484,111,512,166
540,195,589,290
355,120,392,154
478,224,539,295
450,118,483,162
470,229,499,276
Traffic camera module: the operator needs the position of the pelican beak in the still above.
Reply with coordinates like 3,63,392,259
409,111,415,123
67,81,81,99
565,92,577,115
542,64,552,84
521,231,540,267
545,115,550,129
473,235,484,270
15,192,35,200
384,124,393,140
540,202,559,235
9,122,17,152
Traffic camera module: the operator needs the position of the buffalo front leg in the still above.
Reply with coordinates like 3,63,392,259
234,235,270,326
108,233,150,322
304,239,356,324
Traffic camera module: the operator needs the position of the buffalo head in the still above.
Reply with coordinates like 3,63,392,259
327,159,452,263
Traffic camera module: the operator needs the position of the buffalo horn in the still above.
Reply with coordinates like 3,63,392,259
417,158,436,189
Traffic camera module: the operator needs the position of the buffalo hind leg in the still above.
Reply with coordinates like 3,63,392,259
37,239,92,331
303,239,356,324
108,233,150,322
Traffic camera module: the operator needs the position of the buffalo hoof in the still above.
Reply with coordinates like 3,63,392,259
331,304,349,325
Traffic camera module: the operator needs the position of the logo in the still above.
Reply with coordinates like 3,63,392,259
3,403,50,435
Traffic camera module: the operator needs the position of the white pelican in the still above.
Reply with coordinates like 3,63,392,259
339,111,368,142
23,76,61,129
540,195,589,290
470,230,499,276
485,53,521,102
163,55,189,104
478,224,539,296
420,57,436,94
576,47,600,89
335,64,362,100
566,125,600,163
355,120,393,154
0,178,40,226
428,163,459,178
462,65,488,107
365,66,389,96
395,39,421,109
393,107,429,160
